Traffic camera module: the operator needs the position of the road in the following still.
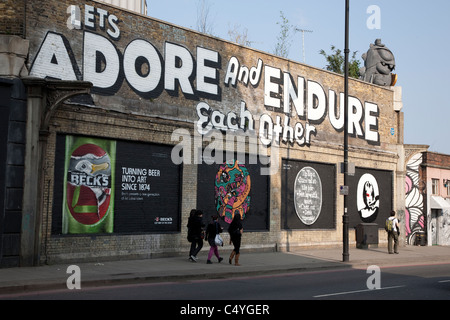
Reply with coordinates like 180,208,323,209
2,263,450,306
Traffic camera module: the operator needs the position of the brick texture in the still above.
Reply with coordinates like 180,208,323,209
0,0,25,37
15,0,402,264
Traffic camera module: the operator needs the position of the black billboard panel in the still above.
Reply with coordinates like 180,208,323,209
114,140,181,233
281,159,336,230
196,154,269,231
53,135,181,234
347,167,393,228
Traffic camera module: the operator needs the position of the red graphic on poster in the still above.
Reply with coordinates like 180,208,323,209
66,144,112,225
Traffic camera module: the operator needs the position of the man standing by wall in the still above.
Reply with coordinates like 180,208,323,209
386,210,400,254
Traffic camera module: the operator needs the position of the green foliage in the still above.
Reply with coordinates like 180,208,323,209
273,11,293,58
319,45,361,79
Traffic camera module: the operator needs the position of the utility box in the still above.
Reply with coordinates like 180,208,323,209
414,232,426,246
356,223,379,249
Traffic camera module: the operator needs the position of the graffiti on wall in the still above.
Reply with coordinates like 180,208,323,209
347,168,392,228
215,160,251,224
197,154,268,231
405,153,425,244
30,3,383,149
357,173,380,223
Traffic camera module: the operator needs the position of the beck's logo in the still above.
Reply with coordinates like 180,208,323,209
67,144,112,225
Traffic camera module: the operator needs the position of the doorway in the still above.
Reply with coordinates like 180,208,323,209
430,209,439,245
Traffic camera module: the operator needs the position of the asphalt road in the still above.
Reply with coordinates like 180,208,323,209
3,262,450,302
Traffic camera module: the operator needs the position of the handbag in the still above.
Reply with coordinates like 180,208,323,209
214,234,223,246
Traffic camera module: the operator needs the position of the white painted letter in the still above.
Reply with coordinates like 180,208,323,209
30,32,78,80
365,102,379,143
164,42,194,95
264,66,281,109
328,91,344,130
196,47,219,96
348,96,364,137
67,5,81,30
123,39,162,93
283,73,304,118
196,101,212,135
307,81,326,121
249,58,263,86
259,114,273,146
224,56,239,86
83,32,120,89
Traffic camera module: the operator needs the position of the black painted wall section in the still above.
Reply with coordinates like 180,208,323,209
0,78,27,267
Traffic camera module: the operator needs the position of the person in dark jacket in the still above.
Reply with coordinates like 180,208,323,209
205,215,224,264
187,209,204,262
228,213,243,266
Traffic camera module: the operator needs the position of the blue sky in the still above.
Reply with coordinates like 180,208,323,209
147,0,450,154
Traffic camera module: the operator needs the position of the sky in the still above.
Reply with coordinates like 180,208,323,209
146,0,450,154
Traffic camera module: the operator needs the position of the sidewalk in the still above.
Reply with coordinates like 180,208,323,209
0,245,449,295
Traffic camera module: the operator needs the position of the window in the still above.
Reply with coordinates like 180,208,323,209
432,178,439,195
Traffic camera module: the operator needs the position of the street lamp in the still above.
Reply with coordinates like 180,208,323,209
342,0,350,262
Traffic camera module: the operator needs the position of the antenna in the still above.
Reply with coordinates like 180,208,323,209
295,28,313,63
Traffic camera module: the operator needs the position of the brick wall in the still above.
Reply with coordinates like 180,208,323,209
0,0,25,37
19,0,401,264
423,152,450,169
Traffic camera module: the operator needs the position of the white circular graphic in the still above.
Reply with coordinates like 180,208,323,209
294,167,322,225
357,173,379,222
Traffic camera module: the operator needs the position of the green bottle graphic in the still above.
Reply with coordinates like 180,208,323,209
62,136,116,234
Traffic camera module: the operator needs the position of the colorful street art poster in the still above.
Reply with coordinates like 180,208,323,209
197,153,269,231
62,136,116,234
347,167,393,228
214,160,251,224
281,159,335,230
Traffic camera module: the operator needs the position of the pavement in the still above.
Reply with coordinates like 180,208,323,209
0,245,450,295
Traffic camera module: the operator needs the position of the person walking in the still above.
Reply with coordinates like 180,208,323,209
205,215,224,264
228,213,243,266
386,210,400,254
187,209,204,262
